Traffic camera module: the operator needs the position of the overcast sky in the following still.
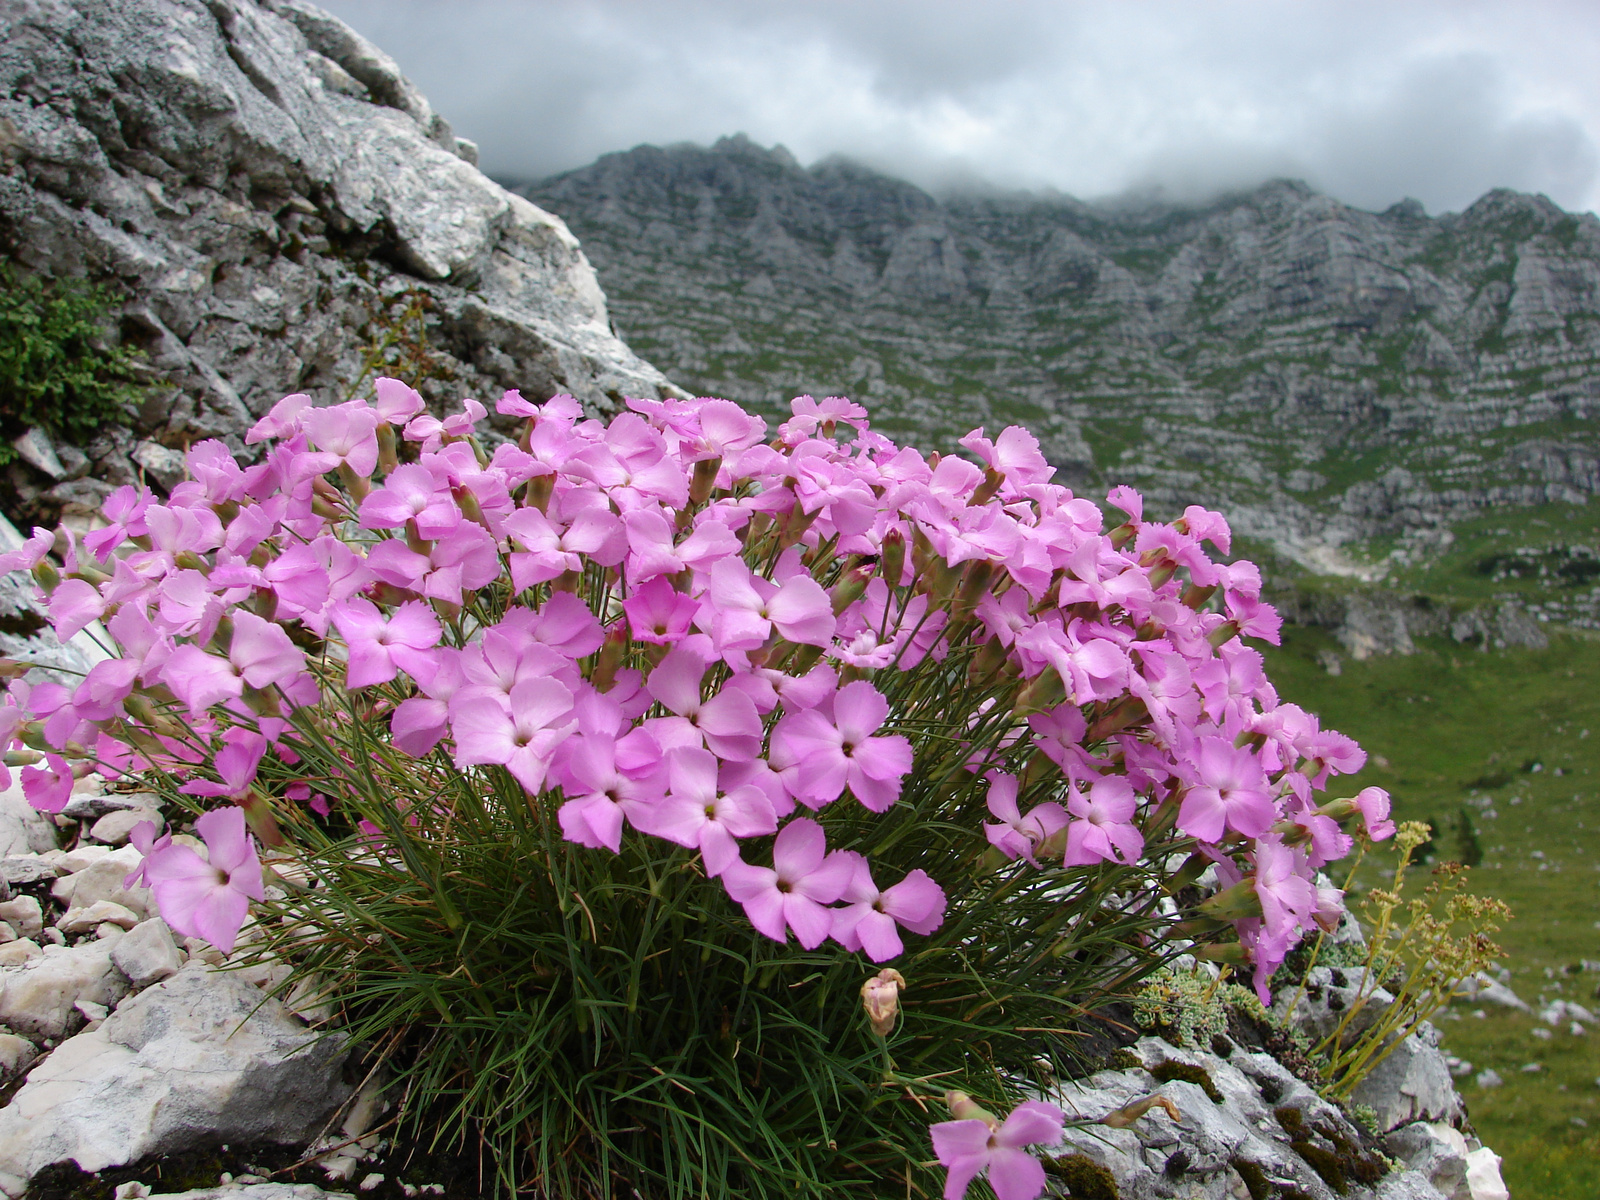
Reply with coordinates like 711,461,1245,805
317,0,1600,216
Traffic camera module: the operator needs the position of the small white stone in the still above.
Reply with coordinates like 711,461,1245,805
359,1173,385,1191
74,1000,109,1023
1465,1146,1509,1200
110,918,183,989
0,897,41,939
0,1035,37,1077
57,901,140,935
321,1156,359,1182
1520,1062,1543,1073
112,1183,149,1200
88,809,163,847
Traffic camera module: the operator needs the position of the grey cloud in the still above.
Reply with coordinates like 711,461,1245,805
315,0,1600,213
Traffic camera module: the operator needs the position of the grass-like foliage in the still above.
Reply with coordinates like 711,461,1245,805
244,626,1181,1199
0,264,142,459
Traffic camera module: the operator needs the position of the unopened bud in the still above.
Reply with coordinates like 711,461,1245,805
968,466,1004,507
523,472,554,513
590,622,629,691
689,456,722,506
831,560,875,615
879,529,905,587
860,968,906,1037
943,1091,998,1127
1012,667,1065,717
377,424,400,475
1197,878,1263,921
1191,942,1249,965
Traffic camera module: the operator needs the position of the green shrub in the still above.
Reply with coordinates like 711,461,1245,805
0,264,143,461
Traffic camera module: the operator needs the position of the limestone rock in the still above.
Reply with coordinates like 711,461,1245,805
529,140,1600,585
0,897,42,940
0,964,350,1197
88,808,164,847
0,940,127,1041
50,844,152,918
1386,1122,1470,1200
57,900,141,935
1463,1147,1509,1200
110,918,184,989
0,0,679,534
0,1036,36,1079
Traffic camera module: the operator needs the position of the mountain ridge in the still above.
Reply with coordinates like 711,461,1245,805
517,136,1600,580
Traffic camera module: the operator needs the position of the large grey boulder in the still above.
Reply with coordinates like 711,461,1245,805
0,963,350,1197
1047,1035,1433,1200
0,0,680,520
1276,967,1463,1132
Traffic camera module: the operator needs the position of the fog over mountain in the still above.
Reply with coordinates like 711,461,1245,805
319,0,1600,216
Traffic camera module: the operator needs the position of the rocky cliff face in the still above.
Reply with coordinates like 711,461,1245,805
525,137,1600,570
0,0,679,524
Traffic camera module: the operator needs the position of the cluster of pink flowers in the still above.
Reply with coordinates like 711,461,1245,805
0,381,1394,1197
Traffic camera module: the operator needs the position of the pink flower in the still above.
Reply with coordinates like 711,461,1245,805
246,392,312,444
48,579,105,641
299,399,381,478
832,860,945,961
160,645,244,713
1063,776,1145,865
331,599,442,688
555,731,668,853
1353,786,1396,841
373,377,425,425
706,558,836,651
982,772,1067,866
451,679,577,795
230,611,309,692
143,806,265,955
931,1099,1065,1200
628,747,777,874
622,577,698,645
180,729,268,801
357,464,460,535
958,425,1053,492
1178,736,1278,843
22,753,74,814
720,818,856,947
770,681,912,811
645,648,764,762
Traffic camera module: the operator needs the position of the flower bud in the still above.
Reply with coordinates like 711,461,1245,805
830,560,875,615
943,1091,998,1127
1197,878,1263,921
689,456,722,506
377,424,400,475
860,967,906,1036
523,473,554,513
879,529,905,586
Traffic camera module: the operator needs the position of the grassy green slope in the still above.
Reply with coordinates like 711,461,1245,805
1262,627,1600,1198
